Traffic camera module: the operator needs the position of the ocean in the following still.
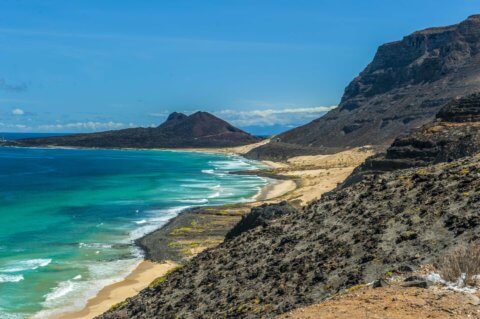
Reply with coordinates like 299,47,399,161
0,138,268,318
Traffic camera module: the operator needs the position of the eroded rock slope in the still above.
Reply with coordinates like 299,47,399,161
100,150,480,319
247,15,480,160
342,92,480,187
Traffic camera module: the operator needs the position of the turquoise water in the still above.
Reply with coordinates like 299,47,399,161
0,146,268,318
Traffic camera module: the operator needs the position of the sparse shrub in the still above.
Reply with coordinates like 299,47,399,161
438,242,480,287
149,265,183,289
109,299,129,311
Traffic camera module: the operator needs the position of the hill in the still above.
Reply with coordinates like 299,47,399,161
5,111,260,148
247,14,480,160
98,94,480,319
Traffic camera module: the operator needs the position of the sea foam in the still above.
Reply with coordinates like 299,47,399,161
0,274,24,283
0,258,51,273
34,258,141,319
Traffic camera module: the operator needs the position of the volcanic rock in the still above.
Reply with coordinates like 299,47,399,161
247,15,480,160
5,111,260,148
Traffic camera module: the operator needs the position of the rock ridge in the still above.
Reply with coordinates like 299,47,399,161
246,14,480,160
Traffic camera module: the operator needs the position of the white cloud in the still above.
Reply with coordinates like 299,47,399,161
0,122,30,130
11,108,25,115
216,105,336,127
149,111,169,117
38,121,127,131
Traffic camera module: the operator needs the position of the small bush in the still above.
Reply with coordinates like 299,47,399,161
148,265,182,289
438,242,480,287
109,299,129,311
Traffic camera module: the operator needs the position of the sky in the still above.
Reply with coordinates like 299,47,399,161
0,0,479,135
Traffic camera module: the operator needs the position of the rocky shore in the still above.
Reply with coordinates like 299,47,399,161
56,144,372,319
57,163,299,319
99,93,480,319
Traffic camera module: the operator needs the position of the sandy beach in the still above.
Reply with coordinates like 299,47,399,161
55,144,374,319
53,155,296,319
254,179,296,201
60,260,178,319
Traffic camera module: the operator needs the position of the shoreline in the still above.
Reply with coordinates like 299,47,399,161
52,152,294,319
59,260,178,319
49,145,375,319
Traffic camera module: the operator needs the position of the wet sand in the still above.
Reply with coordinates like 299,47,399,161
60,260,178,319
55,145,374,319
55,162,294,319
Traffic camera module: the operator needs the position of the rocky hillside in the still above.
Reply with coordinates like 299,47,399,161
99,102,480,318
341,92,480,187
100,155,480,319
247,14,480,160
5,111,260,148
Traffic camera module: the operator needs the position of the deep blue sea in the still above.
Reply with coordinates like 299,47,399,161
0,135,268,318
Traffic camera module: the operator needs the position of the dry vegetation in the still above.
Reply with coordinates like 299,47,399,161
438,242,480,287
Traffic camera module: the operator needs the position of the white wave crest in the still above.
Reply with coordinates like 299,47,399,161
0,258,51,273
177,198,208,204
43,280,76,304
78,243,112,249
34,258,141,319
0,274,24,283
128,206,190,241
208,191,221,199
0,309,28,319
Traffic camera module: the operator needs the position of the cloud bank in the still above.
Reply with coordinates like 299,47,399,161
11,108,25,115
38,121,132,131
216,105,336,127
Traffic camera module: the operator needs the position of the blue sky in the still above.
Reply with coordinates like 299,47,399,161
0,0,479,135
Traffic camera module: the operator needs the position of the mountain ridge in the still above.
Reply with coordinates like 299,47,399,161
4,111,260,148
246,14,480,160
98,95,480,318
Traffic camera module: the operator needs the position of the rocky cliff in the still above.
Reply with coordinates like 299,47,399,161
341,92,480,187
98,96,480,318
5,111,260,148
247,15,480,160
99,156,480,319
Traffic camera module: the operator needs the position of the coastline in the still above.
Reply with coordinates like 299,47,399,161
52,151,293,319
60,261,178,319
51,145,375,319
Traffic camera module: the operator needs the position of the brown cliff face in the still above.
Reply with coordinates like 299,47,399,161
247,15,480,160
341,92,480,187
5,111,261,148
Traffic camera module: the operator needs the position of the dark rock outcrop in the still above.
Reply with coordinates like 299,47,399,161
225,201,297,240
437,92,480,122
247,15,480,160
5,111,260,148
99,91,480,319
99,155,480,319
341,93,480,187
